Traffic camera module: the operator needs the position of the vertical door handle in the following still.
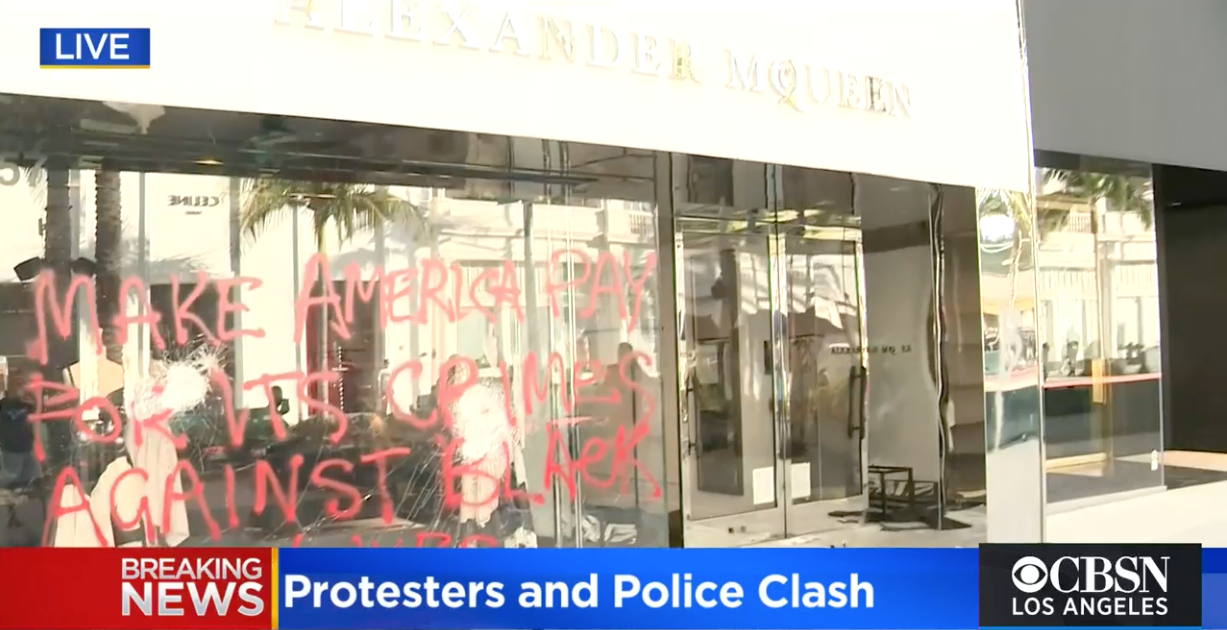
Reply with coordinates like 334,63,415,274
847,365,868,437
682,384,698,456
846,366,859,437
856,365,868,435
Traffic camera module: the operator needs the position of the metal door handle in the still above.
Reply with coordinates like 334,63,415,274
846,366,859,437
682,385,698,456
847,365,868,437
857,365,868,434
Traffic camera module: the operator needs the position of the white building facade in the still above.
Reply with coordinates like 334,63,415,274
0,0,1049,549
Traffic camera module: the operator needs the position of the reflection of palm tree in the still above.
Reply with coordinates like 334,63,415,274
42,166,72,267
96,167,123,363
42,161,74,468
1036,169,1154,238
1046,169,1153,226
240,179,423,413
13,166,47,210
1038,169,1152,384
240,179,421,252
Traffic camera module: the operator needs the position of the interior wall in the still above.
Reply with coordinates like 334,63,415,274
859,177,942,483
1154,165,1227,453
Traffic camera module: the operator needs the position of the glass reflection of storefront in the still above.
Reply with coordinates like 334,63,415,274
0,102,675,548
2,0,1212,561
1033,156,1163,507
0,93,1036,549
0,0,1037,552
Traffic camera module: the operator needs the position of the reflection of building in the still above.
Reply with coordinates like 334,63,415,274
0,0,1076,552
0,172,662,420
1037,185,1161,376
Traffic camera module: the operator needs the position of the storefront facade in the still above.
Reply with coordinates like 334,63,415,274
1024,0,1223,543
0,0,1039,548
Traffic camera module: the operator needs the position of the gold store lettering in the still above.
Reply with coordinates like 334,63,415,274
725,51,911,118
832,344,913,356
275,0,909,116
275,0,701,81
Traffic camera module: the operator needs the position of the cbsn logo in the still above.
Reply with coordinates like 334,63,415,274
1011,555,1169,616
120,557,265,617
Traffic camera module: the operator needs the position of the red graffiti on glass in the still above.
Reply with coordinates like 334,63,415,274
28,250,655,364
25,246,661,548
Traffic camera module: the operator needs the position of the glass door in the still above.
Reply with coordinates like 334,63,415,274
675,163,973,547
676,219,872,546
678,214,788,546
673,161,876,546
777,226,871,537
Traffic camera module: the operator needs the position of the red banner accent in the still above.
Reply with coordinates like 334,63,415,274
0,548,274,630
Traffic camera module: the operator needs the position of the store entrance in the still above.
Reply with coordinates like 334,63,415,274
677,212,869,546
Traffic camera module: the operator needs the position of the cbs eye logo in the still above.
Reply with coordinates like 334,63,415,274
1012,556,1049,593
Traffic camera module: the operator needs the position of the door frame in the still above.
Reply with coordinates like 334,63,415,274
674,164,872,546
772,228,872,540
675,214,790,546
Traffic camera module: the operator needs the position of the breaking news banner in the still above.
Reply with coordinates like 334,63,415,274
0,547,980,630
979,543,1203,629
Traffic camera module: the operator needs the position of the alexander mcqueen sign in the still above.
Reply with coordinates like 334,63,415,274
275,0,912,118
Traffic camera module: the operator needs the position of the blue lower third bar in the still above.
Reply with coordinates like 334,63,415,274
982,627,1201,630
1206,572,1227,628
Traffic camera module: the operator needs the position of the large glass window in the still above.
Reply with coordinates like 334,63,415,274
0,93,1030,550
0,94,668,548
1035,158,1163,505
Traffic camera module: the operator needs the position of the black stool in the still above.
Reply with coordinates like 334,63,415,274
865,464,916,523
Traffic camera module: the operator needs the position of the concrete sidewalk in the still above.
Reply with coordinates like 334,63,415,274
1047,478,1227,544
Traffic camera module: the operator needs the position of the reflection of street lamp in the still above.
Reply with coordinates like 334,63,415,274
978,213,1015,254
13,256,97,368
102,102,165,135
14,256,97,282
